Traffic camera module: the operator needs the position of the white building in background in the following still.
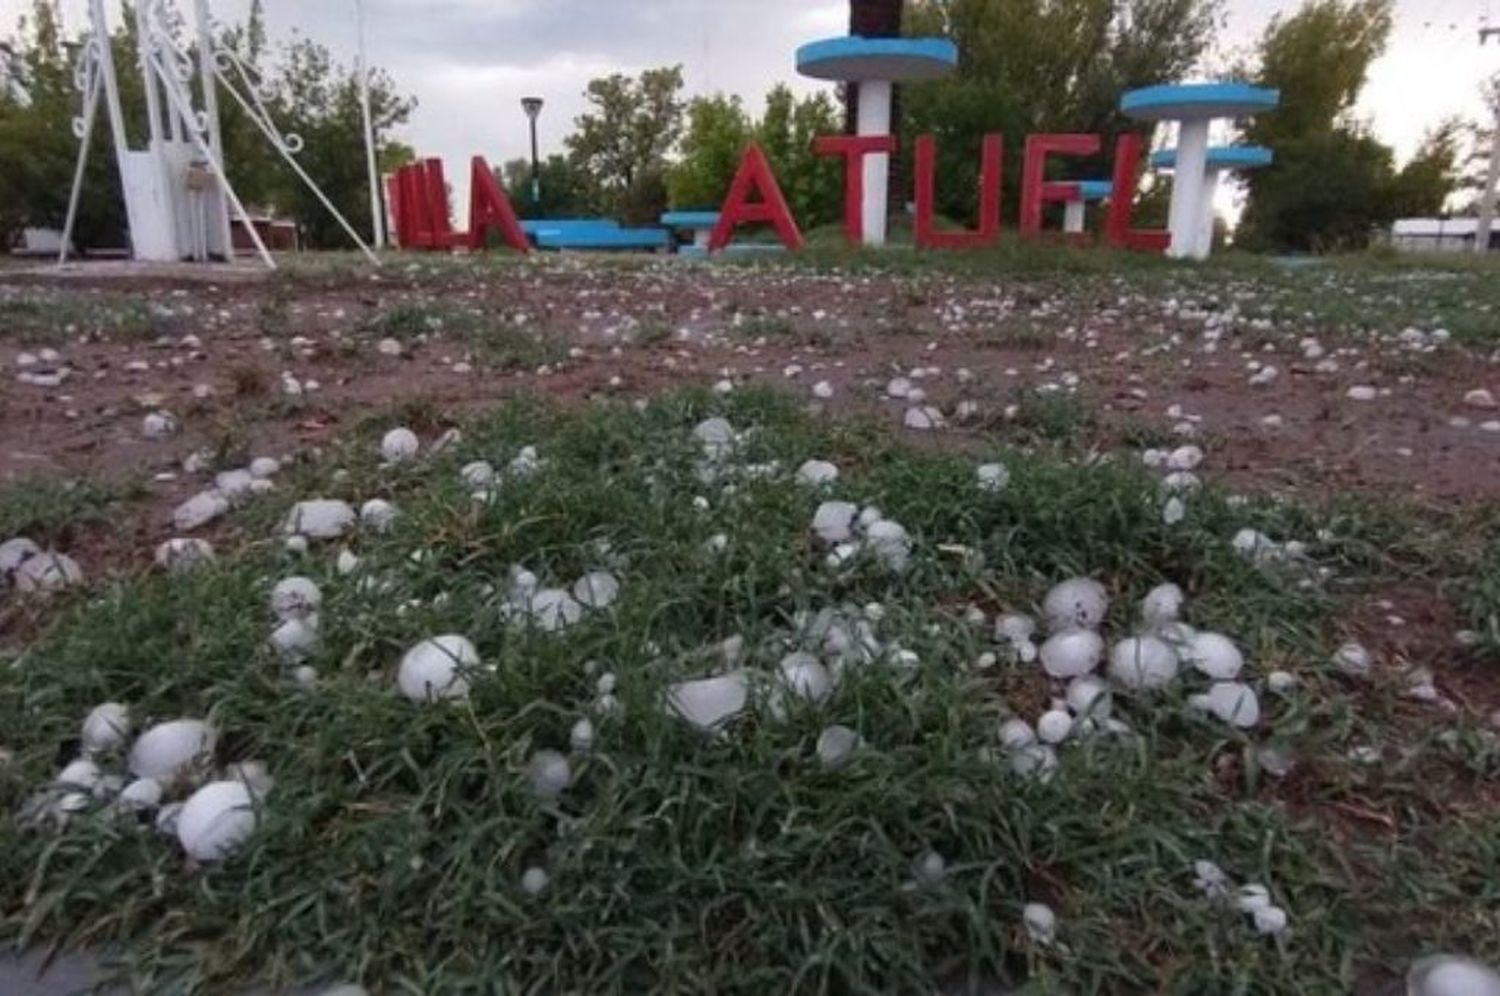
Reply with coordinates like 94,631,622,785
1390,218,1499,253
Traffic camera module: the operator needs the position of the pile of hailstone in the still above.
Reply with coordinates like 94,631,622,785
173,455,282,532
1192,860,1292,937
496,564,622,633
1,537,84,598
992,576,1266,781
811,500,913,573
18,706,270,863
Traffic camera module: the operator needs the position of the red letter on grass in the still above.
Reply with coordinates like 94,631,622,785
422,157,456,250
1020,134,1101,236
1106,133,1169,252
466,156,530,252
813,134,898,245
708,144,804,252
914,134,1002,250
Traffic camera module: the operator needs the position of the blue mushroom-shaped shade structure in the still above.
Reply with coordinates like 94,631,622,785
1149,146,1274,257
795,36,959,247
1121,82,1280,260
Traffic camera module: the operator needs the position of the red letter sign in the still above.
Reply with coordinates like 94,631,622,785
1106,133,1169,252
914,134,1002,250
421,157,456,250
466,156,530,253
1020,134,1102,236
813,134,898,246
708,144,804,252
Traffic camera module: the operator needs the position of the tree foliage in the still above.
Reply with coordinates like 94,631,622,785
565,65,685,222
902,0,1223,224
1235,0,1464,250
502,154,594,220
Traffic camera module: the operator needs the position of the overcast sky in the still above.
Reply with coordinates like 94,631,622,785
5,0,1496,213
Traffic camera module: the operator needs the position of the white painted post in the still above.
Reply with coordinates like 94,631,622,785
855,78,892,247
1063,200,1086,234
355,0,385,249
1196,169,1220,258
1167,117,1209,260
193,0,234,259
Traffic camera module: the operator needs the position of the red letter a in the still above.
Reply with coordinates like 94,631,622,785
708,144,804,252
914,134,1002,250
467,156,530,253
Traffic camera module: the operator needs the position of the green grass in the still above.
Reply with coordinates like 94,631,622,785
2,388,1496,993
359,298,568,371
0,291,170,344
0,475,145,544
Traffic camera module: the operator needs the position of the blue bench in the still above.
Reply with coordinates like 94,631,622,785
522,219,668,252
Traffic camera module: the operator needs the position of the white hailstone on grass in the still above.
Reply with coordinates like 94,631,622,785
285,535,309,555
693,417,736,457
56,758,102,790
1189,682,1261,728
1036,710,1073,744
270,616,319,662
1065,677,1111,719
1182,632,1245,680
977,463,1010,493
142,411,178,439
1107,636,1179,690
1333,641,1373,678
360,499,398,532
177,780,259,861
1161,471,1201,494
1039,629,1104,679
0,536,41,575
215,469,256,501
226,761,275,796
572,571,621,609
283,500,356,539
1140,583,1185,628
270,576,321,621
1267,670,1298,694
175,491,230,532
1166,445,1204,471
1010,743,1058,781
520,867,550,896
509,447,542,477
903,405,944,431
1346,385,1378,401
857,506,884,529
812,501,859,545
812,380,834,399
14,552,84,595
911,850,946,887
291,666,318,690
886,377,913,399
1000,719,1037,750
667,671,749,732
779,652,833,706
397,635,480,703
128,719,215,781
249,457,280,479
1234,883,1271,914
1192,859,1231,899
155,538,215,573
460,461,495,488
336,549,360,575
995,613,1036,645
816,725,860,768
704,533,728,554
795,459,839,486
530,589,584,631
117,777,162,812
1043,578,1109,631
82,702,131,753
1162,495,1187,526
380,427,419,463
865,520,912,573
1407,956,1500,996
596,673,618,696
1463,389,1498,410
1022,903,1057,945
570,718,595,753
528,750,572,799
1253,906,1290,936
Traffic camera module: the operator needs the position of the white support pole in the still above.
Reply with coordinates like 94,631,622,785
1167,117,1210,261
57,66,102,266
355,0,384,249
1063,200,1086,234
132,0,183,260
855,78,892,247
90,0,129,158
193,0,234,259
1196,169,1220,258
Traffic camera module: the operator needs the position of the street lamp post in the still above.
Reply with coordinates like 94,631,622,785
521,96,544,211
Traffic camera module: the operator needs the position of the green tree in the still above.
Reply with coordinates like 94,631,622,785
565,65,684,219
1237,0,1398,250
1384,121,1462,219
502,154,594,219
902,0,1222,225
667,93,751,209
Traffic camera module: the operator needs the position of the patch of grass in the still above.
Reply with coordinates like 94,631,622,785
1,389,1496,993
0,475,144,543
1001,388,1097,447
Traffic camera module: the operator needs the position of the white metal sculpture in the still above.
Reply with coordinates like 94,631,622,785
60,0,378,269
